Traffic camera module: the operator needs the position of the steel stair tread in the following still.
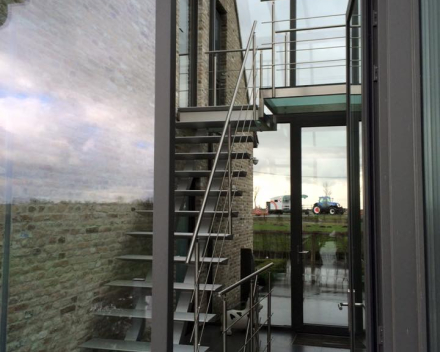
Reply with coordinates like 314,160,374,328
81,339,209,352
175,152,251,160
126,231,232,240
117,255,228,264
135,210,239,217
175,135,254,144
175,170,247,177
175,189,243,196
107,280,222,292
176,119,264,130
94,309,217,323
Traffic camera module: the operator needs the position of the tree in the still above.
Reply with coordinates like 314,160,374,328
323,182,332,198
253,186,261,209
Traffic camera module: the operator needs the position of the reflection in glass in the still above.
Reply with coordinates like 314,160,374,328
0,1,155,350
253,124,291,327
301,126,348,326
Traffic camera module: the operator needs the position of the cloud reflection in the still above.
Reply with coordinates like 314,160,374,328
0,0,155,204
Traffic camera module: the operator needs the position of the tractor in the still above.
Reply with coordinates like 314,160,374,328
312,196,345,215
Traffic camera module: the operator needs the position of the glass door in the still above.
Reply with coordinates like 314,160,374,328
291,124,351,341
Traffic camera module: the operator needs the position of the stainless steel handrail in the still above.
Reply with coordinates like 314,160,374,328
276,24,346,33
262,13,347,24
218,262,274,296
219,263,274,352
185,20,258,265
205,47,271,54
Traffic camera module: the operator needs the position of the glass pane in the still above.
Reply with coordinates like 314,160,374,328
295,0,349,86
301,126,348,327
253,124,291,327
0,1,155,350
178,0,190,107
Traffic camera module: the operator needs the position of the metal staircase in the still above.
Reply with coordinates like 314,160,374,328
81,21,274,352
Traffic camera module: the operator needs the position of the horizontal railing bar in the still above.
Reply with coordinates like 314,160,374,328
208,87,258,91
179,53,189,56
262,13,346,24
262,36,359,46
275,64,347,71
276,45,360,53
263,58,348,67
218,263,273,296
205,47,271,54
208,68,257,74
276,24,346,33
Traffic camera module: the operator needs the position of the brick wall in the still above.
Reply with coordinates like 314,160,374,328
1,202,152,352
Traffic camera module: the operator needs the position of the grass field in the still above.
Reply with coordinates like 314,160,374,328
253,214,350,255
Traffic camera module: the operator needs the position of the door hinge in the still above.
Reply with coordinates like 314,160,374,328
378,325,384,345
373,11,378,27
373,66,379,82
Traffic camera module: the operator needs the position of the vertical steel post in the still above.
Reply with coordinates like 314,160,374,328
222,295,228,352
228,124,232,236
250,279,255,352
253,32,257,120
271,1,276,97
267,272,272,352
259,50,263,90
194,241,200,352
284,33,288,87
213,54,218,106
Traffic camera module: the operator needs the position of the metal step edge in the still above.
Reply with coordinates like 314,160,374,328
175,170,247,177
126,231,233,240
175,135,254,144
135,210,239,217
175,190,243,196
81,338,209,352
175,152,251,160
94,309,217,323
117,255,228,264
107,280,222,292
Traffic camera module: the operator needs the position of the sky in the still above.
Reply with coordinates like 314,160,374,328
0,0,156,204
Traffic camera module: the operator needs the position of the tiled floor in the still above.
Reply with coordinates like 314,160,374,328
199,326,349,352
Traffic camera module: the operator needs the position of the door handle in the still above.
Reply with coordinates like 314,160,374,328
298,251,309,254
338,302,364,310
338,302,349,310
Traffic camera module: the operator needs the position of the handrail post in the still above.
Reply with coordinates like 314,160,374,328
284,33,288,87
267,271,272,352
194,240,199,352
228,124,232,236
250,279,255,352
271,1,276,97
222,295,228,352
253,32,257,120
259,50,263,90
213,54,218,106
